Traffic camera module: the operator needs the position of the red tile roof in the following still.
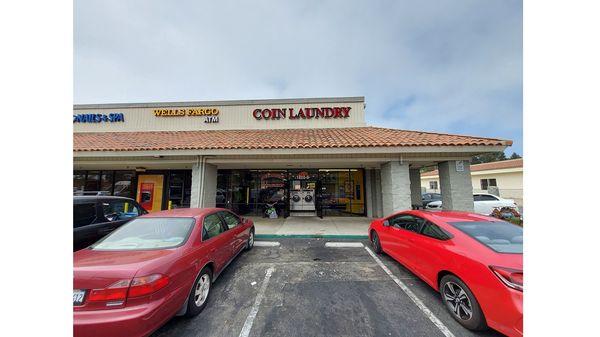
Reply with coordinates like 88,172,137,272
73,127,512,152
421,158,523,177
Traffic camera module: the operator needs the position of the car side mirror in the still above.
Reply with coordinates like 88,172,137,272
382,220,390,227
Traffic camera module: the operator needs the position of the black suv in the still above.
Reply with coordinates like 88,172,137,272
73,196,147,251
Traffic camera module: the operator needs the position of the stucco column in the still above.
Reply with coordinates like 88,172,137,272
373,168,383,218
438,160,474,212
380,161,412,216
365,169,374,218
190,159,218,208
409,168,422,209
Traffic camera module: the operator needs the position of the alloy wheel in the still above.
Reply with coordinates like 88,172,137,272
249,231,254,248
443,281,473,321
372,234,379,251
194,273,211,307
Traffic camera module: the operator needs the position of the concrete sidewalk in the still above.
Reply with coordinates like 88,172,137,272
248,216,372,238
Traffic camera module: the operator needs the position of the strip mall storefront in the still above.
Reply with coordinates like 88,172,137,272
73,97,512,218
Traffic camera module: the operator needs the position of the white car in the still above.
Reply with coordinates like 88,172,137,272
425,193,519,216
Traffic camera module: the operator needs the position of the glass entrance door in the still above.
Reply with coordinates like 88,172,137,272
289,170,318,216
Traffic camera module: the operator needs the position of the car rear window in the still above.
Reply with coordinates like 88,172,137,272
91,217,195,250
449,221,523,253
73,203,97,228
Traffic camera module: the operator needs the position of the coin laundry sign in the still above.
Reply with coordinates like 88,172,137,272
253,107,351,120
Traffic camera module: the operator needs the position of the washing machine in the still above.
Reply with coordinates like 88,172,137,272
290,189,316,211
302,189,315,211
290,191,302,211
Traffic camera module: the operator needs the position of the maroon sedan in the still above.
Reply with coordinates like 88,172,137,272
73,208,255,337
369,210,522,337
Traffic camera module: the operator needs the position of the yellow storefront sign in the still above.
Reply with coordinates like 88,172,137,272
153,108,219,117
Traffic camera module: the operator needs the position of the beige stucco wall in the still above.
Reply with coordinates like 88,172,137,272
73,97,366,132
471,170,522,190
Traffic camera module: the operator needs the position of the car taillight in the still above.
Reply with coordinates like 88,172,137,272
87,274,169,306
128,274,169,298
88,279,130,303
490,266,523,291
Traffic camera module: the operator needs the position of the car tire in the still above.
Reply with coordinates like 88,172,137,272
185,267,212,317
371,231,382,254
246,227,255,251
439,274,487,331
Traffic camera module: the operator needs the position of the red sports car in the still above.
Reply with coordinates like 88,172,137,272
369,210,522,337
73,208,255,337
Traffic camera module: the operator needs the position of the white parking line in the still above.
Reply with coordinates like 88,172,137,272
325,242,364,248
238,266,275,337
364,247,456,337
254,241,281,247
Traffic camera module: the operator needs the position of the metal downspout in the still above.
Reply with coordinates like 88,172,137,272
196,155,206,208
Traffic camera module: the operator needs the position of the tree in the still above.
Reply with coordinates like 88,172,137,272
471,151,521,164
471,152,506,164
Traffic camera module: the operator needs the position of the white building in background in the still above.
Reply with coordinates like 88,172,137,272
421,158,523,206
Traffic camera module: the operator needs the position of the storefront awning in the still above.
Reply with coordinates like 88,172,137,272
73,126,512,152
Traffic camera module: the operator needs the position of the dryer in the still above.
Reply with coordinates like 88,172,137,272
290,191,302,211
302,189,315,211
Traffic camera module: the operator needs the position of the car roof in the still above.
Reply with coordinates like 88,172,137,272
413,210,495,223
142,207,229,219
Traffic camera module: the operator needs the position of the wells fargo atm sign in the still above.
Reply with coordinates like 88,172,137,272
154,108,219,123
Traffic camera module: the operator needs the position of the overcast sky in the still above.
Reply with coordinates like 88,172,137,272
75,0,522,154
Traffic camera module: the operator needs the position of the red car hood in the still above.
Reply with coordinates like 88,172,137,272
74,249,179,289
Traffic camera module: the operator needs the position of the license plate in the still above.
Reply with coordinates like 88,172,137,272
73,289,86,306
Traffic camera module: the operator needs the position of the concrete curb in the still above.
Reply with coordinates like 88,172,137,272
255,234,368,239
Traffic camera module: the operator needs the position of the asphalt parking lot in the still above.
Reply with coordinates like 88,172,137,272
152,238,505,337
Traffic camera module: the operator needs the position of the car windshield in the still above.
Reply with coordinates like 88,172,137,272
449,221,523,254
91,217,195,250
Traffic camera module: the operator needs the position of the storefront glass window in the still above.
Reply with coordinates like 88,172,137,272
73,170,135,198
101,171,114,194
215,168,366,217
73,171,86,194
229,170,256,216
84,171,101,192
216,171,230,208
349,169,365,215
167,171,191,209
113,171,135,198
257,171,287,218
318,169,365,216
319,169,351,216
